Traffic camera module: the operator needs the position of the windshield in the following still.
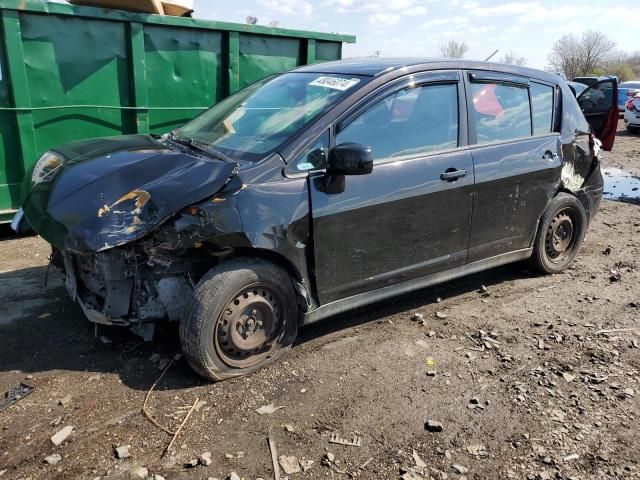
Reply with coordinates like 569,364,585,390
175,72,367,162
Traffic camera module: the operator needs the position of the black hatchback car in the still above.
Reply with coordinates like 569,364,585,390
15,59,619,381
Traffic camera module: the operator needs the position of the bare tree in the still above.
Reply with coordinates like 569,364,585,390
548,30,616,79
245,15,258,25
439,40,469,59
501,50,527,66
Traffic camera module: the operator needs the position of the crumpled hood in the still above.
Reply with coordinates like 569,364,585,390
22,135,237,253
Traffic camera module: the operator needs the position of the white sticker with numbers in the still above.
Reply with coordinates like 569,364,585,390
309,76,360,91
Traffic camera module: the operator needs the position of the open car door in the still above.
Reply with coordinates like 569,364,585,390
577,78,618,151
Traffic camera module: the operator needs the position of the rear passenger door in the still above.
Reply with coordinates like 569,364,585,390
465,71,561,262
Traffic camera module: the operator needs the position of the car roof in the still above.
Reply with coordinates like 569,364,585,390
293,58,562,84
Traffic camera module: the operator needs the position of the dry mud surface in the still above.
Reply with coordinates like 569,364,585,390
0,122,639,480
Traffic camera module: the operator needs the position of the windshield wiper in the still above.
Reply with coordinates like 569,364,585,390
168,132,235,164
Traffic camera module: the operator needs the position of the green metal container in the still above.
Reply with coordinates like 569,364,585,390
0,0,355,222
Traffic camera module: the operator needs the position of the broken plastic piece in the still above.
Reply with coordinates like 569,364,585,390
1,383,34,413
329,433,362,447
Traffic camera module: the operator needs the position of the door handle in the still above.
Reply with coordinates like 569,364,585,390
440,168,467,181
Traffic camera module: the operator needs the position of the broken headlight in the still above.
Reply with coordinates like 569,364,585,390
32,151,63,184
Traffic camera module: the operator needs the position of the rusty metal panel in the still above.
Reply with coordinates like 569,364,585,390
0,0,355,222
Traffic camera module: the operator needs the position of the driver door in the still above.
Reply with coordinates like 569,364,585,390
577,78,619,151
308,72,474,305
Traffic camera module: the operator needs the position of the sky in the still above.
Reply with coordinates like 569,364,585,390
191,0,638,69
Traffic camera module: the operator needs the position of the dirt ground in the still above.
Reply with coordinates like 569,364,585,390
0,122,639,480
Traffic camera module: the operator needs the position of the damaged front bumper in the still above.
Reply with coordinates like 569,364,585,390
61,245,195,328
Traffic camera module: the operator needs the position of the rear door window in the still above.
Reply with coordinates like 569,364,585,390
336,83,459,162
470,82,531,144
530,82,554,135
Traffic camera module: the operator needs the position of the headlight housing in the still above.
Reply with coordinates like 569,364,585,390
32,152,63,184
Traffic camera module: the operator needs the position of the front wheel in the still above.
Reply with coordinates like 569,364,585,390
530,193,588,274
180,258,298,381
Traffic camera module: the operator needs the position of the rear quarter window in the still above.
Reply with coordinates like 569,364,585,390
531,82,554,135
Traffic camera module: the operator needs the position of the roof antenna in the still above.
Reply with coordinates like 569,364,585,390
484,49,499,62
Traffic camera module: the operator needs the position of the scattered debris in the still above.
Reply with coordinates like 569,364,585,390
57,395,72,407
411,313,424,322
268,433,281,480
425,420,443,432
284,424,295,432
142,359,175,435
115,445,130,459
426,370,437,377
228,473,241,480
563,454,579,462
0,383,34,413
562,372,576,383
466,444,488,457
435,311,447,319
279,455,301,475
453,464,469,474
412,450,427,469
185,458,199,468
162,397,199,457
329,432,362,447
256,403,285,415
50,426,74,446
44,454,62,465
424,357,437,367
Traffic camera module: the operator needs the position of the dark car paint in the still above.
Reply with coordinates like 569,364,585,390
18,59,613,329
22,135,237,253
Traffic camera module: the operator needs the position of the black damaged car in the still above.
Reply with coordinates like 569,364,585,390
14,59,619,381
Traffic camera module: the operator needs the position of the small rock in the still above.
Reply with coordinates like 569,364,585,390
225,453,234,459
58,396,72,407
466,444,488,457
453,464,468,474
325,452,335,463
185,458,199,468
300,388,307,393
435,311,447,319
412,313,424,322
279,455,301,475
622,388,635,398
149,353,161,364
152,475,166,480
426,370,437,377
99,335,113,344
115,445,130,459
562,372,576,383
228,473,241,480
132,467,148,479
199,452,212,466
50,426,74,446
427,330,436,337
538,338,545,350
425,420,443,432
284,424,295,432
563,453,579,462
300,459,314,472
44,454,62,465
470,396,480,404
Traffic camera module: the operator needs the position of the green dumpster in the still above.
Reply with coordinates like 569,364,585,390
0,0,355,223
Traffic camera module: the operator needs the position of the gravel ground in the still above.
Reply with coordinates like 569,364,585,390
0,122,638,480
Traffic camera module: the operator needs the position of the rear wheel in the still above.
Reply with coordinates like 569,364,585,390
530,193,587,274
627,125,639,134
180,258,298,381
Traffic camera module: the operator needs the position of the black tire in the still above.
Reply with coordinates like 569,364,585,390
180,258,298,381
627,126,639,134
530,193,588,274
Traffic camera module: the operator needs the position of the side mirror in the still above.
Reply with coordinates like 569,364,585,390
327,143,373,176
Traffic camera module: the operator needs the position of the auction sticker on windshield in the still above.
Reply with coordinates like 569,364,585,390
309,77,360,91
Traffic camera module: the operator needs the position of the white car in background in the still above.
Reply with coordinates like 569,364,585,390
624,93,640,134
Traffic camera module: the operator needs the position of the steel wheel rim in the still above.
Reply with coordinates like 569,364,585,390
545,209,576,263
214,285,283,368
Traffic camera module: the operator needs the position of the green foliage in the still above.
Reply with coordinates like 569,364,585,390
608,64,636,82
